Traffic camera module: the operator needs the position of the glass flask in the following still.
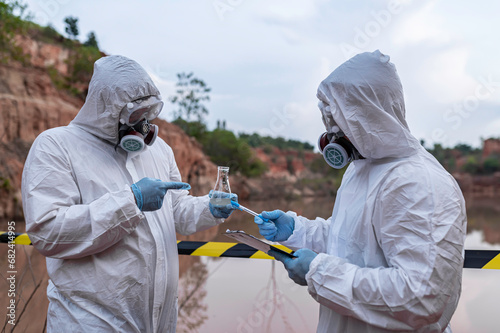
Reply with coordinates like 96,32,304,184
210,166,231,205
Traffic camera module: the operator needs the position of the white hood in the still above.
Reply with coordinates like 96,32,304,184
317,50,421,160
22,55,221,331
71,55,160,145
283,52,466,333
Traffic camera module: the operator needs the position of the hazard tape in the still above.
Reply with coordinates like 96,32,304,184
176,240,293,259
1,231,499,269
463,250,500,270
0,231,292,260
0,232,32,245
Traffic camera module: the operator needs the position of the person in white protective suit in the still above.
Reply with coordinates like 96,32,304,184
254,50,467,332
21,55,236,332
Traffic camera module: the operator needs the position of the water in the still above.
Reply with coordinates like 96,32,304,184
451,196,500,333
209,197,232,206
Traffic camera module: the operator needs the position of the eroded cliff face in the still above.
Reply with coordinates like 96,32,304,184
0,60,81,221
0,37,218,222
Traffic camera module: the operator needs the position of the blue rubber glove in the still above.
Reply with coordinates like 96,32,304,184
131,177,191,212
268,248,317,286
254,210,295,241
209,190,238,218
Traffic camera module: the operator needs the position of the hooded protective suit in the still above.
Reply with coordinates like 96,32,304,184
21,55,222,332
281,50,467,332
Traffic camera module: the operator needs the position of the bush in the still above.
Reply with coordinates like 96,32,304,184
172,118,207,141
462,156,480,174
46,66,65,90
69,45,101,83
0,176,12,191
239,132,314,151
84,31,99,49
0,0,29,63
483,156,500,174
308,154,347,187
40,24,63,43
201,129,266,178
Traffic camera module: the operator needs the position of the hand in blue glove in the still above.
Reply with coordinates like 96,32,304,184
254,210,295,241
131,177,191,212
269,248,317,286
209,190,238,218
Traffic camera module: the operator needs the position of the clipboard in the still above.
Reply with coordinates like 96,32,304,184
224,230,295,258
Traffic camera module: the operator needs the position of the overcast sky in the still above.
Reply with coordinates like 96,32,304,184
23,0,500,149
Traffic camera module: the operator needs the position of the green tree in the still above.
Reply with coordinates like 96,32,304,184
84,31,98,48
172,118,207,141
41,24,62,42
429,143,445,165
462,156,480,174
483,156,500,174
454,143,474,154
238,132,314,151
201,129,266,177
64,16,79,39
170,72,211,122
0,0,29,62
68,45,101,84
446,157,457,173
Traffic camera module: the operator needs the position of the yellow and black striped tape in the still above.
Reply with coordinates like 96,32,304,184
2,231,499,269
0,231,292,260
176,240,293,259
463,250,500,270
0,232,32,245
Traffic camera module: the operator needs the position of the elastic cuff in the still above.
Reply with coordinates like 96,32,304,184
131,184,143,211
281,214,305,248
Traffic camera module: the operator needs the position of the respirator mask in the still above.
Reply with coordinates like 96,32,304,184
317,100,363,169
117,95,164,153
317,128,363,169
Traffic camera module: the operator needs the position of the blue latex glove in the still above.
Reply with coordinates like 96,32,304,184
131,177,191,212
268,248,317,286
209,190,238,218
254,210,295,241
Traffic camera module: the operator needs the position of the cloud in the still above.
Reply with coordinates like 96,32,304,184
419,47,477,104
393,0,452,46
256,101,324,147
251,0,326,23
484,117,500,138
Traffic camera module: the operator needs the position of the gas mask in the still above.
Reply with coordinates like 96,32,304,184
317,127,363,169
117,95,164,153
317,99,363,169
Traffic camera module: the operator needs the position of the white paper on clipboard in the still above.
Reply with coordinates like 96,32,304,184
224,230,295,258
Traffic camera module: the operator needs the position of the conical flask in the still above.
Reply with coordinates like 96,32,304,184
210,166,231,205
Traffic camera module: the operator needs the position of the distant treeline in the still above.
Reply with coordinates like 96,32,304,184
425,141,500,176
238,132,315,151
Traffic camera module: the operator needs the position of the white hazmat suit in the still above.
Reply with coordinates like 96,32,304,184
281,51,467,332
21,55,222,332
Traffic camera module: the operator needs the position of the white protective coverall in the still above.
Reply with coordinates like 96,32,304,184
281,50,467,332
21,55,222,332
